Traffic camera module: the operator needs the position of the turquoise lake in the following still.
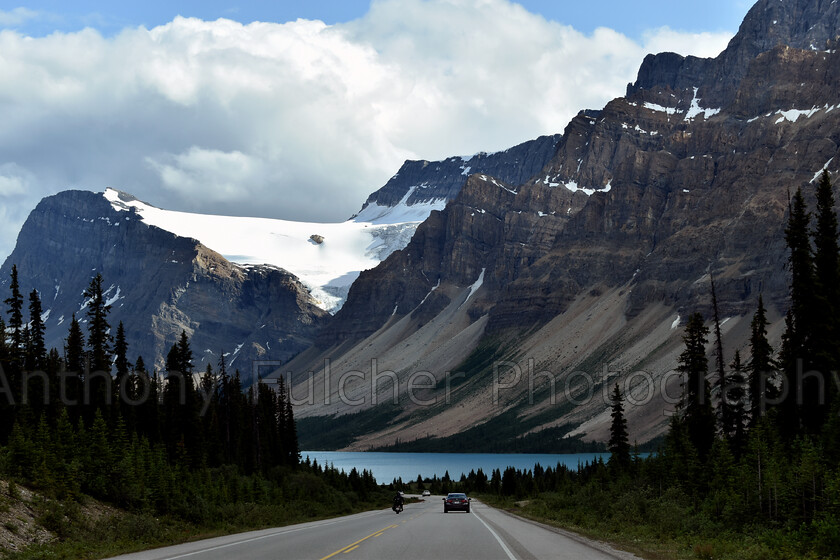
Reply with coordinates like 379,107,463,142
301,451,609,484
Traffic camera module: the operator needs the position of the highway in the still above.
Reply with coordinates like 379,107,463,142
107,496,639,560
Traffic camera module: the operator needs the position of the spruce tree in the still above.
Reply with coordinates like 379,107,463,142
676,312,716,460
811,170,839,423
83,273,112,373
710,275,732,437
727,350,748,457
64,314,86,374
114,322,129,388
747,295,775,426
607,383,631,471
5,264,24,364
781,187,817,435
27,289,46,370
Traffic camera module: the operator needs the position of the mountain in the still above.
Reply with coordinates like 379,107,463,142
0,136,561,374
355,135,561,214
0,190,329,375
283,0,840,450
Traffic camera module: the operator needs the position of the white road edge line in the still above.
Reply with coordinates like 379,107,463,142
474,510,517,560
158,511,380,560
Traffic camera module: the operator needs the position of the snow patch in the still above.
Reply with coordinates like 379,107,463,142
775,107,821,124
810,158,834,183
684,87,720,121
104,285,123,307
561,180,612,196
104,188,444,314
418,279,441,307
643,102,679,115
462,268,485,306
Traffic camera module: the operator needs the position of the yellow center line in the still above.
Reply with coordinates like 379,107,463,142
318,524,399,560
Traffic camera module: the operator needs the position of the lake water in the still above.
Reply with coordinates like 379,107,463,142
301,451,609,484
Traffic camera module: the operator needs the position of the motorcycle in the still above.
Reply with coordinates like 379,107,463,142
392,502,404,514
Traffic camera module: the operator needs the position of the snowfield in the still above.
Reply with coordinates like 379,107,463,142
104,188,446,313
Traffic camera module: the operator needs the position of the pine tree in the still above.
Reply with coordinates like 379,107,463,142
608,383,631,471
27,289,46,370
114,322,129,390
283,382,299,466
5,264,24,364
727,350,748,457
84,273,112,373
710,275,732,437
747,295,775,426
781,187,816,435
810,170,839,424
676,312,716,461
65,314,85,374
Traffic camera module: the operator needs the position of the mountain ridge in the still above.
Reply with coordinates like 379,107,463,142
283,0,840,449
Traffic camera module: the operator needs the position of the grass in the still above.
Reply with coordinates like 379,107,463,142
2,484,396,560
478,492,834,560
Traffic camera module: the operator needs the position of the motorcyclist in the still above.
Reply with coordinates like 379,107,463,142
392,491,404,512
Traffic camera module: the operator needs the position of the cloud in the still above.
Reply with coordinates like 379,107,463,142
0,0,736,260
0,7,40,27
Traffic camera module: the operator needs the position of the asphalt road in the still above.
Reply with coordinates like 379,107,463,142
107,496,639,560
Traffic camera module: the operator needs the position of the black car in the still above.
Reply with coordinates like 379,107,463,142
443,493,470,513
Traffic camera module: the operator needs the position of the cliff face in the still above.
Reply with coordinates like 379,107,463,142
357,135,561,211
0,191,328,376
288,0,840,449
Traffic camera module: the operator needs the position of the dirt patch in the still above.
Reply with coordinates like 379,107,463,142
0,480,55,554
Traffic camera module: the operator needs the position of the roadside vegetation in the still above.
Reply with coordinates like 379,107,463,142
402,173,840,560
0,271,391,559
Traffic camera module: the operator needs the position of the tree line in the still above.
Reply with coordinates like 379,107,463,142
0,267,313,510
426,172,840,558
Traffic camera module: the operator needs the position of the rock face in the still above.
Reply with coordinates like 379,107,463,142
357,135,561,211
0,191,329,376
287,0,840,449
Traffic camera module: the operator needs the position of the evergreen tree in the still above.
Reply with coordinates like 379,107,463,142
727,350,748,457
710,275,732,437
676,312,716,460
114,321,129,391
64,314,86,374
83,273,112,373
810,170,839,422
27,289,47,370
607,383,631,471
747,296,775,426
781,188,817,435
5,264,24,364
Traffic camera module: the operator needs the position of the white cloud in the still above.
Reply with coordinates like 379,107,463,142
0,0,736,260
0,8,40,27
641,26,733,59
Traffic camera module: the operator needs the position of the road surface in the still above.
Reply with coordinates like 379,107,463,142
107,496,639,560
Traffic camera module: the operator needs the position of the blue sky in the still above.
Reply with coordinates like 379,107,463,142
0,0,755,259
6,0,753,40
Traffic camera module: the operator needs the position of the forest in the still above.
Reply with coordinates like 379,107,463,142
411,172,840,559
0,267,388,558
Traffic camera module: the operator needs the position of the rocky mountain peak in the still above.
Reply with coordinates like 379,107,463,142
357,134,561,213
0,190,329,376
628,0,840,107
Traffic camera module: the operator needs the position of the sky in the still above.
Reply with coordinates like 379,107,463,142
0,0,755,260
